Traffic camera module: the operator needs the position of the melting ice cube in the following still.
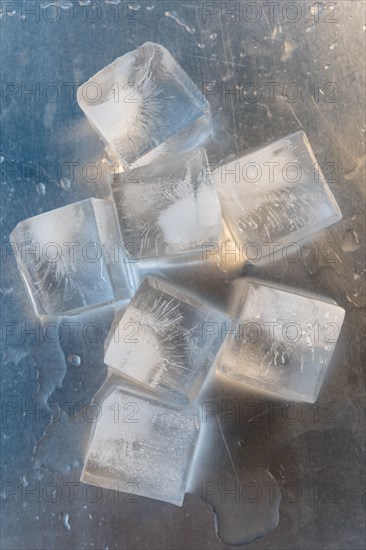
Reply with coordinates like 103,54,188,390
104,277,228,404
10,199,134,315
110,148,222,259
81,385,200,506
77,42,211,166
213,131,342,262
218,279,345,402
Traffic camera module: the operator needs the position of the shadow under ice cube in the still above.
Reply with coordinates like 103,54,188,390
10,198,134,316
81,385,200,506
218,279,345,402
104,277,228,404
110,148,222,260
213,131,342,261
77,42,211,167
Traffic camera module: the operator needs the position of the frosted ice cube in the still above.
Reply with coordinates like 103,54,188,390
104,277,228,404
10,199,134,316
110,148,222,259
218,279,345,402
81,385,200,506
213,131,342,261
77,42,211,167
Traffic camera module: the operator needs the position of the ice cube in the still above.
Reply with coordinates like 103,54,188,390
81,385,200,506
218,279,345,402
213,131,342,262
10,199,134,316
104,277,228,404
110,148,222,260
77,42,211,167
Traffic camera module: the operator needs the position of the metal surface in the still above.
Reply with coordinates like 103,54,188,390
1,1,365,548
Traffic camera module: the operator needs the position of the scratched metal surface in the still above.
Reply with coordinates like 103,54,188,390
1,1,365,549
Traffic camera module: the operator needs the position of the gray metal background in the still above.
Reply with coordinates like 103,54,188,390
1,1,365,549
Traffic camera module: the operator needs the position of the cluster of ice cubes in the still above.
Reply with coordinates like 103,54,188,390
10,42,345,506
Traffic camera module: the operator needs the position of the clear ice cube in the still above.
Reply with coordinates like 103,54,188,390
81,385,200,506
10,199,134,316
110,148,222,259
218,279,345,402
213,131,342,260
77,42,211,167
104,277,228,404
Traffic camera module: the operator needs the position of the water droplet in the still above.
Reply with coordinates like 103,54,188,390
0,287,14,296
67,354,81,367
146,4,155,10
197,42,205,49
0,156,4,164
62,512,71,531
164,10,195,33
341,229,360,252
36,182,46,196
310,3,324,18
128,2,140,10
59,177,71,191
209,32,217,40
281,40,294,62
